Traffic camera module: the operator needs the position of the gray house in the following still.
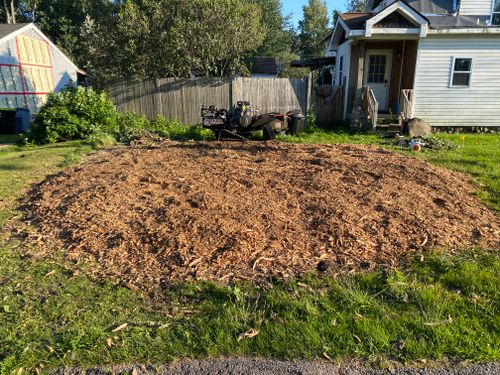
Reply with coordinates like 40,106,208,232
326,0,500,128
0,23,84,113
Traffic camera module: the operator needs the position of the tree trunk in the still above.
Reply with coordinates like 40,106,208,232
4,0,16,24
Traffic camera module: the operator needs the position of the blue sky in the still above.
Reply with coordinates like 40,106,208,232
282,0,346,27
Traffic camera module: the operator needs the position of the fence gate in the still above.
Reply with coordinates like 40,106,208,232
313,84,344,128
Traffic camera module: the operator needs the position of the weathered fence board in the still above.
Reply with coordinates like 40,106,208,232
313,85,344,128
106,77,308,124
231,77,308,115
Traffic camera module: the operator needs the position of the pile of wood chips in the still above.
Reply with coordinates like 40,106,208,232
23,142,499,291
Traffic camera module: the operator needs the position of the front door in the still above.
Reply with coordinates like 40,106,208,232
364,50,392,112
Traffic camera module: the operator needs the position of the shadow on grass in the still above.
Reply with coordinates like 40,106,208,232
0,163,31,171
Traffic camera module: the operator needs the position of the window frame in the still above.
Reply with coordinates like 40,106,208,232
491,0,500,26
449,56,473,88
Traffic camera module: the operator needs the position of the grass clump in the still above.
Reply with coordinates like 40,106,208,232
0,240,498,373
87,132,117,150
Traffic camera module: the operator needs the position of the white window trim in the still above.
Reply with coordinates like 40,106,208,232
449,57,473,88
492,0,500,25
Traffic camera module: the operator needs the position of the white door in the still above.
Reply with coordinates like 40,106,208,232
364,50,392,112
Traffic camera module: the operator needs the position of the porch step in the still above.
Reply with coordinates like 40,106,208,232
377,115,399,126
375,124,401,132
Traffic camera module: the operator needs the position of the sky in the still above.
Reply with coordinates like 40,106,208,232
282,0,346,28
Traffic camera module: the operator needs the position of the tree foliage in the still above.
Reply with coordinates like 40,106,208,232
82,0,266,80
345,0,366,12
2,0,116,63
2,0,310,80
297,0,330,58
248,0,294,58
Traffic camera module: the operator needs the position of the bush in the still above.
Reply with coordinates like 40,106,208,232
27,86,119,144
87,131,117,150
26,85,213,145
149,116,214,141
302,107,318,134
116,112,151,143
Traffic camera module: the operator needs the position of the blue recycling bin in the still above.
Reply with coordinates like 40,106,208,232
15,108,31,133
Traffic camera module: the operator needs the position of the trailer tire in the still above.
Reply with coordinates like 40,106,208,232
262,124,276,141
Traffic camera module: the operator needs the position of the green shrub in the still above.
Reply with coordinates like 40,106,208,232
26,86,119,144
87,131,117,150
26,85,213,144
302,107,318,134
149,116,214,141
116,112,151,143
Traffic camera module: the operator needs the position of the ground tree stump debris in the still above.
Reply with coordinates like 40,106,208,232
23,142,499,291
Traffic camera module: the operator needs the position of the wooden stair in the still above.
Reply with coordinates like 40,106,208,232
375,114,401,133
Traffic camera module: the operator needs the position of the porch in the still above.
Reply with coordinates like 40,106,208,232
348,39,418,131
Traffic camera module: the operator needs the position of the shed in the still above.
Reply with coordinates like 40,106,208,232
0,23,85,113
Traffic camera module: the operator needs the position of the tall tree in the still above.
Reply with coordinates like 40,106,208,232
247,0,303,77
83,0,266,81
2,0,117,65
297,0,330,58
345,0,366,12
248,0,293,58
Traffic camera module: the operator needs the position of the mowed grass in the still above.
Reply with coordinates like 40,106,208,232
0,135,498,373
0,142,92,224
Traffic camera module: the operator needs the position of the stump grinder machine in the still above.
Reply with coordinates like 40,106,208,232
201,101,305,141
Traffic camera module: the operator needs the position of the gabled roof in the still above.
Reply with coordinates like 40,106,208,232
340,13,373,30
0,23,84,74
365,1,429,36
327,0,500,51
371,0,455,14
0,23,30,39
401,0,455,14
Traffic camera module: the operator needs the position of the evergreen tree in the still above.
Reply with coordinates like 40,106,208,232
297,0,330,58
345,0,366,12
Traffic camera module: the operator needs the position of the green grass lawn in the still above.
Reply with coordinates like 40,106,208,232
0,134,498,374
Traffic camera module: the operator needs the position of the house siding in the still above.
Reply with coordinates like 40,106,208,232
459,0,493,16
413,35,500,127
0,26,77,112
335,41,351,120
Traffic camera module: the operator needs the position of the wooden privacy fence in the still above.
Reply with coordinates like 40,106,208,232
106,77,309,125
312,84,344,127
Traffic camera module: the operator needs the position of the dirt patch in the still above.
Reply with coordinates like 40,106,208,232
23,142,499,290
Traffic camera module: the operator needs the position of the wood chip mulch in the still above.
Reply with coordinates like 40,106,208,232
21,142,499,291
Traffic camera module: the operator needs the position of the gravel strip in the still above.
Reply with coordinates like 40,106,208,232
53,358,500,375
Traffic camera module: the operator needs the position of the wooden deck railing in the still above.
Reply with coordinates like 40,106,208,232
363,86,378,130
400,89,414,122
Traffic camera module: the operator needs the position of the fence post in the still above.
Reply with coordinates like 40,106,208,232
306,72,312,117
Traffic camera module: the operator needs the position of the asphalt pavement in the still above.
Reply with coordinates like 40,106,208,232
53,358,500,375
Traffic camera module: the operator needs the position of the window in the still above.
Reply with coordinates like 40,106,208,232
450,57,472,87
338,56,343,83
492,0,500,25
367,55,387,84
